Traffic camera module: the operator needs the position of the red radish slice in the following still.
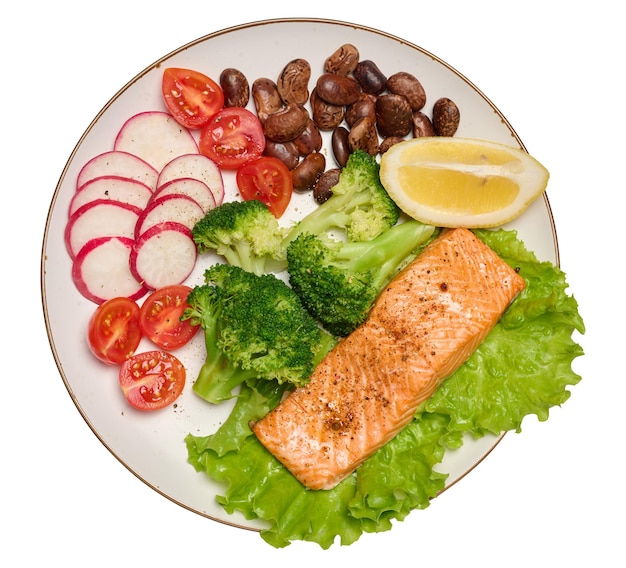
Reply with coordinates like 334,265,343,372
69,176,153,217
65,199,142,259
114,111,199,172
130,222,197,290
72,236,148,304
157,153,225,205
76,150,158,191
134,193,204,239
150,177,216,214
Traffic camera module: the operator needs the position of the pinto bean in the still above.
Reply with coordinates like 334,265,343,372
252,78,283,123
219,68,250,108
263,103,310,143
353,60,387,95
277,58,311,105
375,93,413,137
331,126,351,167
432,97,460,136
378,136,405,154
324,44,360,76
386,72,426,112
291,152,326,191
412,111,435,137
313,168,341,203
310,88,345,130
315,73,361,106
348,116,379,156
293,119,323,155
263,139,300,170
345,93,377,128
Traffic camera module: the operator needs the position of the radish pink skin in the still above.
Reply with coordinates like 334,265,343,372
76,150,159,191
151,177,217,214
130,221,197,290
134,193,205,239
65,199,143,260
69,175,153,217
72,236,148,304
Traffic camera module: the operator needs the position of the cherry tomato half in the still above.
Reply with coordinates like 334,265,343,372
199,107,265,169
162,68,224,129
139,285,199,350
119,350,186,411
87,297,142,365
236,156,293,218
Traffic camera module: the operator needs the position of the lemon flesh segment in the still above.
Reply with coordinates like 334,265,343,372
398,167,520,214
379,137,550,228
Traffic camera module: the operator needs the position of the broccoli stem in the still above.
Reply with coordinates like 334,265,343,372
313,329,339,366
220,242,266,276
191,314,257,404
334,221,435,289
192,354,257,404
283,189,371,246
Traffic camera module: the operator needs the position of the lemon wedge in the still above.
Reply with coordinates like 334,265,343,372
379,137,550,228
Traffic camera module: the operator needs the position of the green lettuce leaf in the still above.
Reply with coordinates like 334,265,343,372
426,229,585,438
185,228,585,548
186,381,448,548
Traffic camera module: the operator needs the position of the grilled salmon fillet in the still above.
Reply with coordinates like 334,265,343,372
252,228,526,490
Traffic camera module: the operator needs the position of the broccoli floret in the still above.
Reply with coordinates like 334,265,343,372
287,220,436,336
283,150,400,246
182,263,336,404
191,200,287,275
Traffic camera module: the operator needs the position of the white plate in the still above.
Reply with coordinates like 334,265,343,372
41,18,558,531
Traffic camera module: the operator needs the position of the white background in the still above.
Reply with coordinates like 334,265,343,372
3,2,623,566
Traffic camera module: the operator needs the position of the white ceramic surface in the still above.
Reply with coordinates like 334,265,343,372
41,18,558,531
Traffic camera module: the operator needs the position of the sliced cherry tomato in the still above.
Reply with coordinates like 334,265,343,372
87,297,142,365
139,285,199,350
236,156,293,218
119,350,186,411
199,107,265,169
162,68,224,129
